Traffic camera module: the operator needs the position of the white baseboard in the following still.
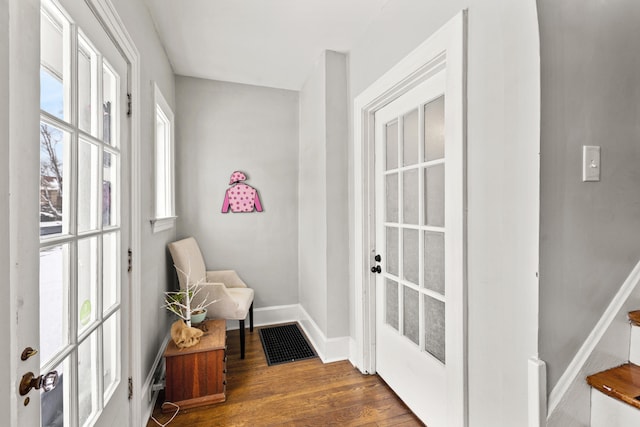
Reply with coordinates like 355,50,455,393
223,304,302,330
297,305,350,363
141,332,171,424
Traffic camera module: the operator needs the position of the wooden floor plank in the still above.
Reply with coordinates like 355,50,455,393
147,324,424,426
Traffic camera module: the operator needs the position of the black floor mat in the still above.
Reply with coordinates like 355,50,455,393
259,323,317,366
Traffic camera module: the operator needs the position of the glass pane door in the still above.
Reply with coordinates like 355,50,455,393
39,1,125,425
382,96,446,363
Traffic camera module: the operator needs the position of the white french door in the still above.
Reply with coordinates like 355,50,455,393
18,0,131,425
373,69,465,427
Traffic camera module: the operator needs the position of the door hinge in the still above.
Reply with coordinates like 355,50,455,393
128,248,132,272
126,93,132,117
128,377,133,400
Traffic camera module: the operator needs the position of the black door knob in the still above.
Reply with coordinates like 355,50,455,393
375,254,382,262
371,265,382,274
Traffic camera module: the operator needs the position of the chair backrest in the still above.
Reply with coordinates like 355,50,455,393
167,237,207,290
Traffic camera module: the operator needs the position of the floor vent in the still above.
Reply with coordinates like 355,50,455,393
259,323,317,366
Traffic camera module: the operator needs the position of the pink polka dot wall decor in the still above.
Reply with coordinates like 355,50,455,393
221,170,264,213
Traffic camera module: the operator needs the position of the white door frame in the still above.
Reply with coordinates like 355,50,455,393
8,0,141,423
351,10,467,426
85,0,142,424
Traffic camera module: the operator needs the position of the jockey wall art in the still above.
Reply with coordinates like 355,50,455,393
221,170,264,213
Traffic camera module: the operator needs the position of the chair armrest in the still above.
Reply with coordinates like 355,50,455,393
206,269,248,288
189,282,229,310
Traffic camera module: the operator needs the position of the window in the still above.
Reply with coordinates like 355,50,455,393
151,82,176,232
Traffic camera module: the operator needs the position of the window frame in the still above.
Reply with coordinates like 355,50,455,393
151,82,176,233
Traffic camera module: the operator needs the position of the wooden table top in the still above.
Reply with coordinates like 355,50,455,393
164,319,226,357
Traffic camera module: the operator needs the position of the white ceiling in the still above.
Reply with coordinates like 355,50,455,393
143,0,390,91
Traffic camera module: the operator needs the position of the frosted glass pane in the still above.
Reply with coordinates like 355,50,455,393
78,40,94,135
78,139,99,233
103,232,119,313
403,286,419,345
403,169,418,225
424,231,445,295
424,295,446,363
103,313,120,401
40,122,69,237
41,359,68,427
78,237,98,336
40,245,68,366
385,121,398,170
103,151,119,226
425,164,445,227
403,229,419,285
403,109,419,166
78,333,98,427
385,280,399,330
386,227,399,277
424,96,445,161
386,173,398,223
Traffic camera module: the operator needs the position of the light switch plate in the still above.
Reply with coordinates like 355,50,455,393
583,145,601,182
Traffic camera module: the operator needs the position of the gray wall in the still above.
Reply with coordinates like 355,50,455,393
349,1,541,425
175,77,299,308
0,0,10,420
299,53,328,330
538,0,640,390
299,51,349,339
110,0,177,404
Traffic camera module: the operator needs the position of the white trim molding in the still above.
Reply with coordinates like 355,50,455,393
85,0,142,424
547,259,640,418
351,10,467,427
528,356,547,427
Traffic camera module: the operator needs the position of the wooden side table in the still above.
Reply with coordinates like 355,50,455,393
162,319,227,412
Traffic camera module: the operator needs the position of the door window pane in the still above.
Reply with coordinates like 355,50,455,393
386,227,398,277
424,295,446,363
402,229,419,285
385,173,398,223
103,151,119,226
424,96,445,161
103,232,119,313
78,333,98,427
40,245,69,365
40,122,69,237
403,286,419,345
78,139,100,233
40,6,66,120
424,231,445,295
425,164,445,227
403,168,419,225
385,280,399,330
103,64,117,146
103,313,120,401
78,237,98,335
385,121,398,170
40,360,67,427
402,109,418,166
78,37,96,135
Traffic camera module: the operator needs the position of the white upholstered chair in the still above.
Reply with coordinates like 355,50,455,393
168,237,254,359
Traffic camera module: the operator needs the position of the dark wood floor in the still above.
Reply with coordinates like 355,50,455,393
147,323,423,426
